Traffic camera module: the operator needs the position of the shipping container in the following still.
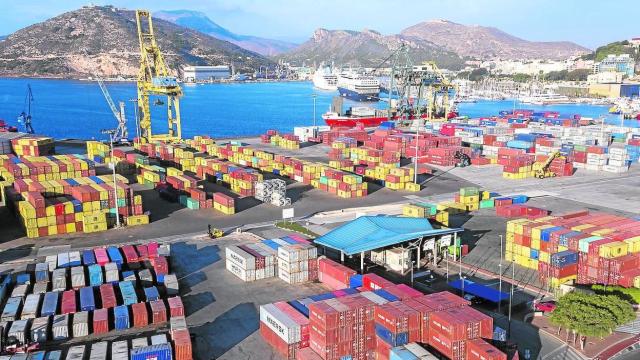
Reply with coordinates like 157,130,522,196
92,308,109,334
88,341,108,360
122,245,140,269
168,297,184,317
114,305,129,330
172,329,193,360
30,316,49,343
118,281,138,305
94,248,109,266
45,255,57,272
110,341,129,360
65,345,85,360
144,286,160,302
21,294,42,320
138,269,153,287
8,319,29,345
27,351,45,360
151,334,168,345
131,302,148,328
107,247,124,269
57,253,70,268
68,251,81,267
70,267,85,290
11,284,29,298
88,265,103,287
169,316,187,336
130,344,172,360
51,269,67,292
72,311,89,338
82,249,96,266
466,338,506,360
131,337,149,349
35,263,49,284
32,282,49,295
79,287,95,312
163,274,179,296
122,271,137,283
51,314,69,340
2,297,23,321
61,290,76,314
16,273,31,286
41,292,59,317
44,351,61,360
104,263,119,284
150,300,167,324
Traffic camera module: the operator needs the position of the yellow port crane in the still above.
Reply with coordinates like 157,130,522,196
135,10,182,143
534,150,565,179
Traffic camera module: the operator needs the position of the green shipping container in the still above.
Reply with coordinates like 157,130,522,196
448,245,461,256
479,199,495,209
578,236,604,253
415,202,437,216
459,187,479,196
186,197,200,210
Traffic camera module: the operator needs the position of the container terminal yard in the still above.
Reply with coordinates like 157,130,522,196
2,9,640,360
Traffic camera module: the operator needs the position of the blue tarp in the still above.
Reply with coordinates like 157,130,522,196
314,216,462,255
448,279,509,303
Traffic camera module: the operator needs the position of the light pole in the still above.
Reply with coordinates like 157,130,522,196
101,129,121,228
499,234,503,313
312,93,317,127
508,258,515,338
461,275,466,297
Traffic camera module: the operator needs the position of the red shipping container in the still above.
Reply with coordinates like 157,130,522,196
136,244,149,260
295,348,323,360
428,327,466,360
429,306,493,341
61,290,76,314
93,308,109,334
152,256,169,276
150,299,167,324
121,245,139,267
415,291,469,311
318,258,356,287
260,322,301,360
94,248,109,266
168,296,185,317
362,273,395,290
99,284,117,309
132,302,149,328
173,329,194,360
148,242,159,258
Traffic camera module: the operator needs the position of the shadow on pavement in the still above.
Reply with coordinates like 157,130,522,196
183,291,217,315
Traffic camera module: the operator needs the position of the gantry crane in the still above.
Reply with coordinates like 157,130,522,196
95,75,128,142
135,10,182,143
17,85,35,134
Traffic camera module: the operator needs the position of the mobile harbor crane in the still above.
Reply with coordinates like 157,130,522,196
135,10,183,143
95,75,128,142
534,150,564,179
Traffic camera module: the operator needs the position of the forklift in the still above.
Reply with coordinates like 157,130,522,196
454,150,471,168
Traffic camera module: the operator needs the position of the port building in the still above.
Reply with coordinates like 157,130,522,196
182,65,231,82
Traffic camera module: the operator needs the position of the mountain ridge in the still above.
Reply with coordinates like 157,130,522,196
0,6,273,79
154,10,297,56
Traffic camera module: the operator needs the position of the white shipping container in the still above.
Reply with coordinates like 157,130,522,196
163,274,179,296
57,253,69,268
259,303,300,344
11,284,29,298
404,342,438,359
359,291,389,305
8,319,29,345
32,282,49,295
88,341,108,360
603,165,628,173
66,345,86,360
170,316,187,333
277,268,308,284
21,294,42,319
52,268,67,292
45,255,58,272
131,337,149,349
111,341,129,360
30,316,49,343
68,251,81,266
278,258,308,273
225,246,255,270
225,259,256,282
70,267,85,289
150,334,168,345
138,269,153,286
2,297,22,322
52,314,69,340
104,263,119,283
72,311,89,338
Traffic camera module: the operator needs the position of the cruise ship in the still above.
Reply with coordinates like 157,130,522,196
520,92,572,105
312,64,338,91
337,70,380,102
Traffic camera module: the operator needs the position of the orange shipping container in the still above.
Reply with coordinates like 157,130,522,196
173,329,194,360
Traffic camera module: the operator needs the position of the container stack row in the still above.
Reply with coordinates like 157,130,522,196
260,262,507,360
505,210,640,288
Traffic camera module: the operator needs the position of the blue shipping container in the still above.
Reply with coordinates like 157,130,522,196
16,273,31,285
114,305,129,330
88,265,103,287
309,292,336,302
280,236,298,245
551,250,578,267
35,268,48,284
106,247,123,268
130,344,172,360
79,286,95,311
44,351,62,360
119,281,138,305
27,351,46,360
530,249,539,260
144,287,160,302
288,300,309,317
57,253,70,268
349,274,363,288
374,324,408,347
510,195,528,204
541,226,563,242
373,289,399,302
82,250,96,266
261,239,280,250
390,347,418,360
41,291,59,316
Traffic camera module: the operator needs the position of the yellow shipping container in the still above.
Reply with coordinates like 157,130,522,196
506,219,529,233
548,275,577,288
623,237,640,253
531,225,555,241
592,228,614,236
572,224,594,232
599,241,628,258
435,211,449,226
48,225,58,235
531,238,541,250
506,232,515,242
403,204,426,218
84,222,108,233
539,251,550,263
404,183,420,192
66,223,76,233
126,214,150,226
26,228,39,238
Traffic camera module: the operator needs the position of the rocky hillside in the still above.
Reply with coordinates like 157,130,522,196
0,6,273,78
155,10,296,56
401,20,590,60
277,28,464,69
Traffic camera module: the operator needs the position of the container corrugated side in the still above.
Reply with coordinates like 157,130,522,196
21,293,42,319
150,334,168,345
52,268,67,292
225,246,255,270
131,337,149,349
30,316,49,343
51,314,69,340
8,319,29,344
110,341,129,360
65,345,86,360
88,341,108,360
259,303,299,344
70,267,85,289
2,296,23,321
72,311,89,338
130,344,172,360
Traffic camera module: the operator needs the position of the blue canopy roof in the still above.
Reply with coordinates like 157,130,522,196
314,216,462,255
448,279,509,303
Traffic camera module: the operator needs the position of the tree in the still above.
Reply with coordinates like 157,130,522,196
549,292,635,350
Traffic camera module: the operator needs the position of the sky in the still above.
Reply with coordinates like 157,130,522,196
1,0,638,48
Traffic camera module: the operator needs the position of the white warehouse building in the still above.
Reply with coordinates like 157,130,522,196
182,65,231,81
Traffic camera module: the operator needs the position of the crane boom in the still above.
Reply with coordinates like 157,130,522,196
96,76,128,142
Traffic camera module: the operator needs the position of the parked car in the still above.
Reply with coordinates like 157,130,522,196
534,300,557,313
